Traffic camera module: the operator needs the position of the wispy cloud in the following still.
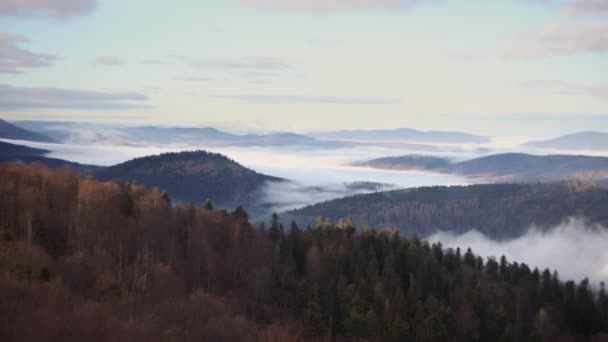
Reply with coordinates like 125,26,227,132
0,0,97,19
191,56,291,70
216,94,400,104
0,84,150,110
0,32,59,74
175,76,215,82
503,23,608,57
561,0,608,17
233,0,437,12
144,56,293,72
428,218,608,284
94,56,123,66
514,80,608,98
142,58,173,66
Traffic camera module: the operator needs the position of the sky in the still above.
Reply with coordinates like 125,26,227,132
1,0,608,136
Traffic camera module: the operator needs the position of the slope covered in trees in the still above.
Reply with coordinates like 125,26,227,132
0,140,100,173
283,182,608,239
1,163,607,341
94,150,282,212
0,140,49,157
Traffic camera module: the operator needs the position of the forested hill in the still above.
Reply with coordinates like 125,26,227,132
1,163,607,341
0,140,49,157
94,150,282,209
0,140,101,173
283,182,608,239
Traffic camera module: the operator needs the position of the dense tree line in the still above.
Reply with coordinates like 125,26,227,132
284,182,608,239
1,163,607,341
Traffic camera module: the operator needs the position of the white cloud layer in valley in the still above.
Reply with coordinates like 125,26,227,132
428,218,608,285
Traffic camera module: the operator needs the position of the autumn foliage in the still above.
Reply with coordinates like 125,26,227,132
1,163,607,341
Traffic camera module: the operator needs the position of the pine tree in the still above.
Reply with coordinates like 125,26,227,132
203,199,213,211
232,205,248,223
269,213,280,240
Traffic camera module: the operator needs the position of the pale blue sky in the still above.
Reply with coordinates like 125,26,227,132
1,0,607,136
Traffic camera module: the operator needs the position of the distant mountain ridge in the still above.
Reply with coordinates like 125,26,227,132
524,131,608,151
358,152,608,184
312,128,490,144
13,120,486,150
0,119,55,143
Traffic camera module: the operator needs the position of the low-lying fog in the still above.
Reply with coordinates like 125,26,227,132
427,218,608,285
3,139,474,211
5,138,608,286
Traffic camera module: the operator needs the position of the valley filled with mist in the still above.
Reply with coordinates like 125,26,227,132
3,118,608,288
3,118,608,341
4,1,608,340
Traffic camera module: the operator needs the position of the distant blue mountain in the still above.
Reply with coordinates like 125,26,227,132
311,128,490,144
0,119,56,143
358,152,608,185
524,131,608,151
14,120,468,150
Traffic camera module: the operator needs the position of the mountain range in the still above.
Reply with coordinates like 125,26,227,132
12,120,486,150
311,128,490,143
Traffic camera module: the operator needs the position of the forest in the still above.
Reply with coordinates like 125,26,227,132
284,182,608,239
1,163,608,341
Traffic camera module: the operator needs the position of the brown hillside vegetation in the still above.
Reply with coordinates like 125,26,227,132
1,163,608,341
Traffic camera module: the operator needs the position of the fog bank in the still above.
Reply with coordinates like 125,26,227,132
427,218,608,284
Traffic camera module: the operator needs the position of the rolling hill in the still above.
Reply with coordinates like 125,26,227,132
2,163,607,341
358,153,608,184
524,131,608,151
355,154,452,170
0,119,55,143
94,150,283,212
0,143,281,215
282,182,608,239
0,140,49,157
0,140,101,173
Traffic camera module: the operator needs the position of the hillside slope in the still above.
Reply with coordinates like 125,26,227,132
283,182,608,239
0,140,49,157
1,163,607,341
94,150,282,210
